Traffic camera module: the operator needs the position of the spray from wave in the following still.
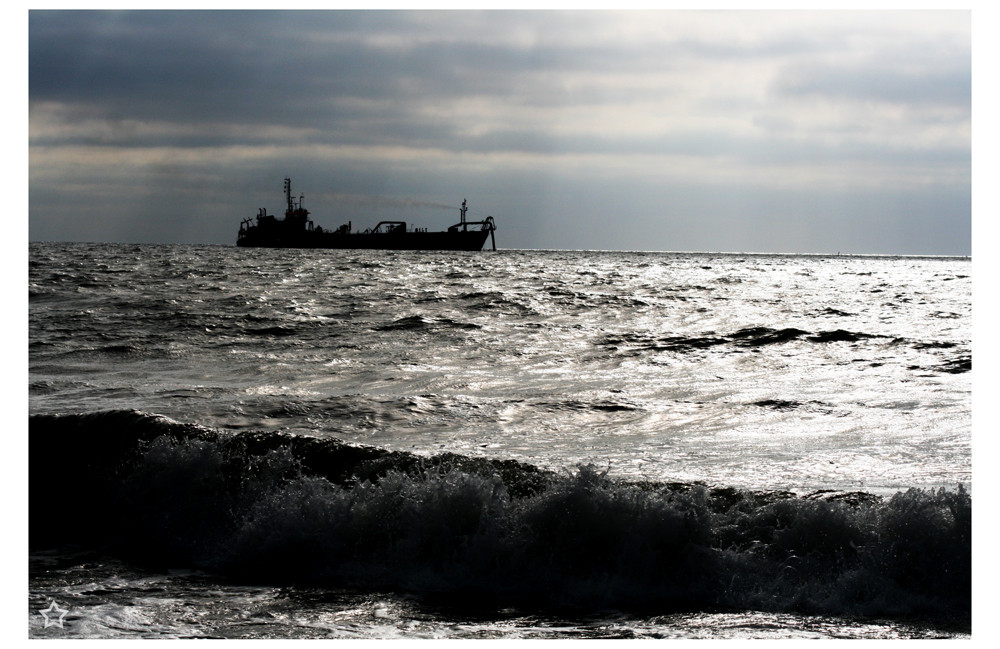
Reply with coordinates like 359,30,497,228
30,410,970,629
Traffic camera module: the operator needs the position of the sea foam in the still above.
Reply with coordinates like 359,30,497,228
30,410,970,627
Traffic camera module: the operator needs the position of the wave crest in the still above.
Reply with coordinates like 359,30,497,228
30,410,970,626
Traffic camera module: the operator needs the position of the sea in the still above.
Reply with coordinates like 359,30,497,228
27,242,971,639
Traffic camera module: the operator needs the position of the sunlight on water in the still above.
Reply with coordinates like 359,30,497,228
29,246,971,492
29,244,971,638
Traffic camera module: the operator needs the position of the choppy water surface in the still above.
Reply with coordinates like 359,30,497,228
30,244,970,491
28,243,971,638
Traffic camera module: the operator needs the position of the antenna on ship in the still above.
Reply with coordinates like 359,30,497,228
461,199,468,231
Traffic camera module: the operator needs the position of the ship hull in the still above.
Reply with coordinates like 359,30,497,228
237,228,492,251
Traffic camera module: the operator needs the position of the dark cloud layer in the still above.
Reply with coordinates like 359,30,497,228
29,10,971,253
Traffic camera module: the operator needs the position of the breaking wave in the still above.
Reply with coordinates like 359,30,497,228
30,410,970,628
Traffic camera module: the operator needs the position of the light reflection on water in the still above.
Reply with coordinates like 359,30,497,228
30,572,967,640
30,245,971,493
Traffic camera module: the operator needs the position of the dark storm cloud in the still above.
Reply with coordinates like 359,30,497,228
30,12,597,115
28,11,820,147
29,13,539,155
31,11,394,125
31,10,971,156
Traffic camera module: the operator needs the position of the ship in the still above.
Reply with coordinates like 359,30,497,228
237,179,497,251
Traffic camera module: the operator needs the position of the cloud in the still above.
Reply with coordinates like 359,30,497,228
28,10,971,254
773,61,970,110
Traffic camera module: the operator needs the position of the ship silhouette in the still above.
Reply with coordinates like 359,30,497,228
238,179,497,251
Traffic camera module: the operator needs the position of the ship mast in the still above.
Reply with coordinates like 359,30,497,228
284,178,294,215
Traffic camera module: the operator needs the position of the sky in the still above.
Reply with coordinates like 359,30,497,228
27,8,972,254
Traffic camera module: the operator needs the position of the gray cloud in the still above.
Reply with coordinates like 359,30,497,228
29,10,971,254
773,61,970,109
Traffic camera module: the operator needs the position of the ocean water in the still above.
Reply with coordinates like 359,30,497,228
28,242,971,638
